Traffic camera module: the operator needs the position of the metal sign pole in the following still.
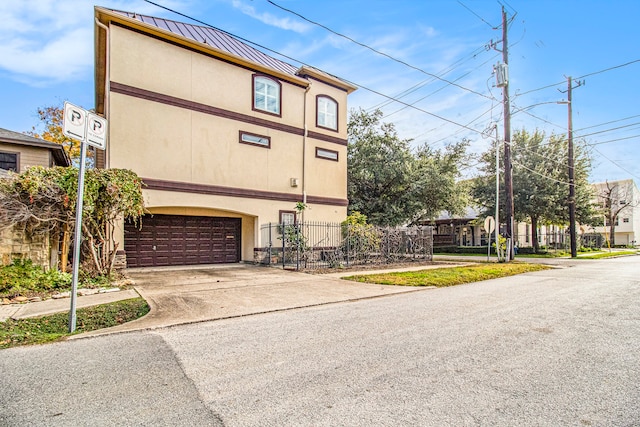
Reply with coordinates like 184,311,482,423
68,140,88,333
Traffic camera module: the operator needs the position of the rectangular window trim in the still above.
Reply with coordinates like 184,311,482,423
252,74,282,117
315,147,339,162
239,131,271,148
0,151,19,172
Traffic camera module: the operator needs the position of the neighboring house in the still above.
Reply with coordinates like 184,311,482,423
0,128,71,267
430,206,568,250
0,128,70,174
94,8,357,268
589,179,640,246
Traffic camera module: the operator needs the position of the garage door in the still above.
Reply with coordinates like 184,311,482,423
124,214,241,267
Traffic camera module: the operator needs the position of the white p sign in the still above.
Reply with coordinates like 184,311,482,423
86,113,107,150
63,102,87,141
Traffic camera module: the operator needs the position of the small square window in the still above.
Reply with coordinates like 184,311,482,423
623,217,630,223
0,152,18,172
280,211,296,225
239,131,271,148
253,75,281,116
316,147,339,161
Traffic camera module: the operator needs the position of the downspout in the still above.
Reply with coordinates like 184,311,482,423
302,82,311,222
95,17,110,168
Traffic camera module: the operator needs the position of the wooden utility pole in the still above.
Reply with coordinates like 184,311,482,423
566,76,577,258
501,6,514,261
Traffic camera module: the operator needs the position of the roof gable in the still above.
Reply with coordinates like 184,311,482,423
0,128,71,167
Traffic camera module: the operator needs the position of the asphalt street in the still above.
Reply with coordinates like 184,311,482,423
1,256,639,426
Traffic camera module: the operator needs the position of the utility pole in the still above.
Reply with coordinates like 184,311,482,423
563,76,582,258
501,6,514,261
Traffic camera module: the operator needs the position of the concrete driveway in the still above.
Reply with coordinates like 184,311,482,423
79,263,441,337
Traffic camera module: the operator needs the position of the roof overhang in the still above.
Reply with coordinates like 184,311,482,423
94,6,315,114
297,66,358,94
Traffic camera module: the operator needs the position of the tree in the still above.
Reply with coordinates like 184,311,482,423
596,180,637,246
27,104,91,162
472,129,593,252
0,166,144,275
409,141,470,224
347,109,414,226
347,108,470,226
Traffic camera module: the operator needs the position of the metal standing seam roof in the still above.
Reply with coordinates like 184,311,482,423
109,9,300,77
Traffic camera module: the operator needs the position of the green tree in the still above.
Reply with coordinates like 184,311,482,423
409,140,470,223
347,109,414,226
27,104,91,163
348,109,470,226
472,129,594,252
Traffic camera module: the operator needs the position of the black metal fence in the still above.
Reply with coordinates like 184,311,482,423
255,221,433,270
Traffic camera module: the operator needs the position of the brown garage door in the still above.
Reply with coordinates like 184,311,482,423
124,214,241,267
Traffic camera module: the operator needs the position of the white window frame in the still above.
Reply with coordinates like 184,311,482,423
239,131,271,148
253,75,281,116
315,147,339,162
317,95,338,131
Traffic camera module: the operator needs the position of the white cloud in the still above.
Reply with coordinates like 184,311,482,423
0,0,191,86
231,0,310,33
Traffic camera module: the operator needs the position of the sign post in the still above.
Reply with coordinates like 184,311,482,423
484,216,495,262
63,102,107,333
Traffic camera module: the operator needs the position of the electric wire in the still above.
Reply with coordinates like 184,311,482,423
574,114,640,133
457,1,498,29
593,147,640,182
266,0,494,100
141,0,487,136
516,58,640,97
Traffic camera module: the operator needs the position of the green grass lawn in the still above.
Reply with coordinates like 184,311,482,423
343,262,551,287
0,298,149,349
577,250,638,259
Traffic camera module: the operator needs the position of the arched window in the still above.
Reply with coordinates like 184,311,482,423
253,75,281,115
317,95,338,131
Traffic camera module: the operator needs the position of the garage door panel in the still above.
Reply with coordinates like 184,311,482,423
125,214,241,267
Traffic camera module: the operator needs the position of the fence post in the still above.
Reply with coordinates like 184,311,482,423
346,224,350,267
268,223,272,265
296,224,300,271
282,222,286,268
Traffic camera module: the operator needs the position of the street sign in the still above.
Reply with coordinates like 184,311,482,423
62,101,109,332
63,101,87,141
484,216,495,234
86,113,107,150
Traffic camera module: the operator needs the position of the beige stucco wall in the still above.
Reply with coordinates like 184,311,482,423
107,23,350,262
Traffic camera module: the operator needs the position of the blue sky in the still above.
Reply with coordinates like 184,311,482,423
1,0,639,183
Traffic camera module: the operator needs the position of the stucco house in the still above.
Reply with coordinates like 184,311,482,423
0,128,71,267
589,179,640,246
94,7,357,268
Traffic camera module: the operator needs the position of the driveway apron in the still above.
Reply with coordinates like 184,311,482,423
77,264,422,337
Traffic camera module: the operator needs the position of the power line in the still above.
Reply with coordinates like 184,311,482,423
587,134,640,146
593,147,640,181
512,160,570,185
382,51,500,119
265,0,493,100
574,114,640,132
575,122,640,139
141,0,486,136
515,58,640,97
369,43,494,112
457,1,498,29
